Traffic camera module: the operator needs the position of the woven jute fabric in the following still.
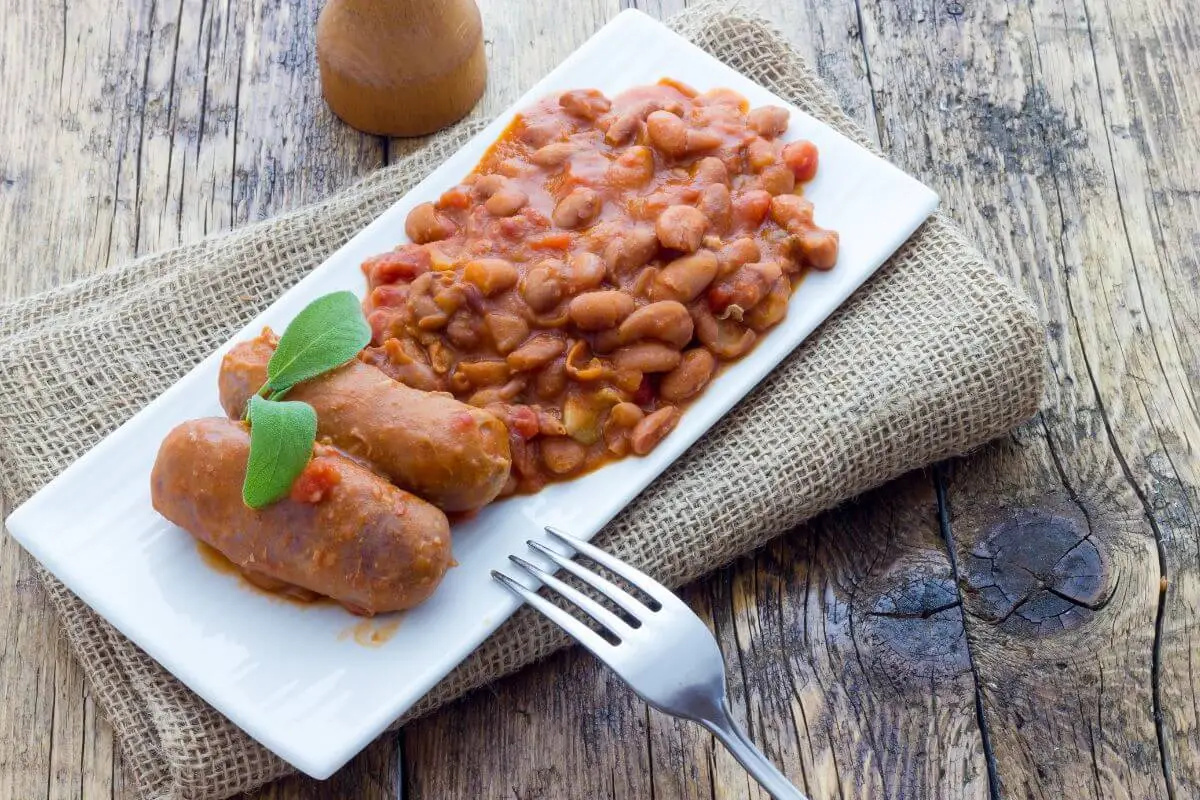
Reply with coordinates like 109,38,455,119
0,4,1045,799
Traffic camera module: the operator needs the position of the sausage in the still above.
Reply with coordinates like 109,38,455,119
151,418,453,615
218,330,511,513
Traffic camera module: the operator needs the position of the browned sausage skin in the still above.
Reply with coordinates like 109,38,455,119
218,329,511,513
151,418,453,615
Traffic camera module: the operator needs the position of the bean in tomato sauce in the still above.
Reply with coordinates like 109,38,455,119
362,79,839,495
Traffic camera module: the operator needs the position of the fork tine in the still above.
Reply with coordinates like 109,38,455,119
507,555,631,637
491,570,615,657
527,540,648,620
545,527,676,607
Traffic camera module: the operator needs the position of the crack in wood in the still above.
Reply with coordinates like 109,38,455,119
935,468,1003,800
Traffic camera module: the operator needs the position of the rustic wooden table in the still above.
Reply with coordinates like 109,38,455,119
1,0,1196,798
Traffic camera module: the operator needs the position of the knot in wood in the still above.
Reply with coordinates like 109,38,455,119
861,571,971,681
963,505,1111,636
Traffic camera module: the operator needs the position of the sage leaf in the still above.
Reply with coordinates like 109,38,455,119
265,291,370,396
242,395,318,508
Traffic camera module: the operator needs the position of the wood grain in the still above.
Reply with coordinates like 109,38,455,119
404,474,988,800
841,0,1200,797
0,0,1195,798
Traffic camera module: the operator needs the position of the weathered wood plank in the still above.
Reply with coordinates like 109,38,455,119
844,0,1199,797
0,0,383,798
405,474,989,799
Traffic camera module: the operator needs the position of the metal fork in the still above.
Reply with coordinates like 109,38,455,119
492,527,808,800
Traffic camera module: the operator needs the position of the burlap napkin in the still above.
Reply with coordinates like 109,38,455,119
0,4,1044,799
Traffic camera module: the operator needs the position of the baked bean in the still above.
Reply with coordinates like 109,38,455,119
535,358,567,398
562,391,612,444
485,311,530,354
366,338,444,392
485,187,528,216
603,402,644,456
646,110,688,157
467,377,527,407
693,303,757,359
747,105,790,138
565,251,606,292
768,194,815,232
540,437,587,474
707,261,783,317
603,98,684,145
414,307,449,331
611,367,643,393
630,266,660,299
437,185,472,210
455,359,510,387
568,290,636,331
609,402,645,428
553,187,603,229
651,249,719,303
607,146,655,188
519,121,561,148
731,189,772,229
507,335,566,371
591,327,622,354
618,300,694,348
473,174,506,198
660,348,716,403
432,280,467,315
630,406,681,455
745,278,791,331
660,77,698,97
746,137,778,172
633,186,699,221
464,258,519,296
522,265,564,312
645,110,721,157
531,142,578,167
693,156,729,186
534,407,567,437
759,164,796,196
697,87,747,108
603,112,641,145
445,313,482,349
603,226,659,273
405,202,455,244
656,205,708,252
782,140,819,182
497,158,537,179
793,228,840,270
698,183,732,233
716,237,761,277
529,305,571,329
612,341,682,373
560,89,611,121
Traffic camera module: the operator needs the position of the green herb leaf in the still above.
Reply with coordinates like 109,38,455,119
265,291,371,396
242,395,318,509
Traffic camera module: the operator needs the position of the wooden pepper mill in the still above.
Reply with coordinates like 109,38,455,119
316,0,487,137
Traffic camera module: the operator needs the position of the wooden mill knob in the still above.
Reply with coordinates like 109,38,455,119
316,0,487,137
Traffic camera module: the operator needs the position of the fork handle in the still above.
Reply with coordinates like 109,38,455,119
701,699,808,800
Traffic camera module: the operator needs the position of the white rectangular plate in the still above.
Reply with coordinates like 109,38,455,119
7,9,937,780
